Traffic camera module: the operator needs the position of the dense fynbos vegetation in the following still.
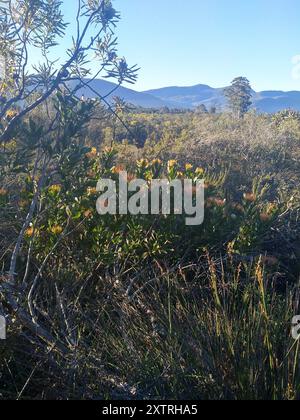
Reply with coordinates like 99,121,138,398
1,106,300,399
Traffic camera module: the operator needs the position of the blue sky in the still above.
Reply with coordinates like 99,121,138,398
60,0,300,92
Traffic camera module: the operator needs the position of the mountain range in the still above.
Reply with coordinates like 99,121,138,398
72,79,300,113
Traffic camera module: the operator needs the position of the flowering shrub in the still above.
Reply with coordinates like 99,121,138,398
7,147,286,283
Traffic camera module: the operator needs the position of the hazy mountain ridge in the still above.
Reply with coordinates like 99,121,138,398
144,84,300,112
68,79,167,109
75,79,300,112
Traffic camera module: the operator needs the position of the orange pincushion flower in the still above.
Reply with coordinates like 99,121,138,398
25,227,34,238
207,197,226,207
231,202,244,212
260,212,271,222
0,188,8,196
243,193,257,202
87,169,96,178
86,147,97,159
103,146,113,153
84,210,93,219
111,165,125,174
214,198,226,207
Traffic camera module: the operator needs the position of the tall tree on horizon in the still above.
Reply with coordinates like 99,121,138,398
224,77,253,118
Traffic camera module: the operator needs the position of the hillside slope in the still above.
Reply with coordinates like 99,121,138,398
71,79,300,112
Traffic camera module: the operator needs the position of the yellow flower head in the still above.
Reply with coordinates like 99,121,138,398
266,202,278,214
5,109,17,121
48,184,62,195
50,225,63,235
195,167,204,176
137,159,149,168
87,187,97,196
167,160,177,169
18,199,29,208
185,163,193,171
151,159,162,166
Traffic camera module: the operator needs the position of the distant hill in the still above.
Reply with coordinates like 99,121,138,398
144,84,225,109
71,79,300,113
144,85,300,112
253,91,300,113
68,79,167,109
